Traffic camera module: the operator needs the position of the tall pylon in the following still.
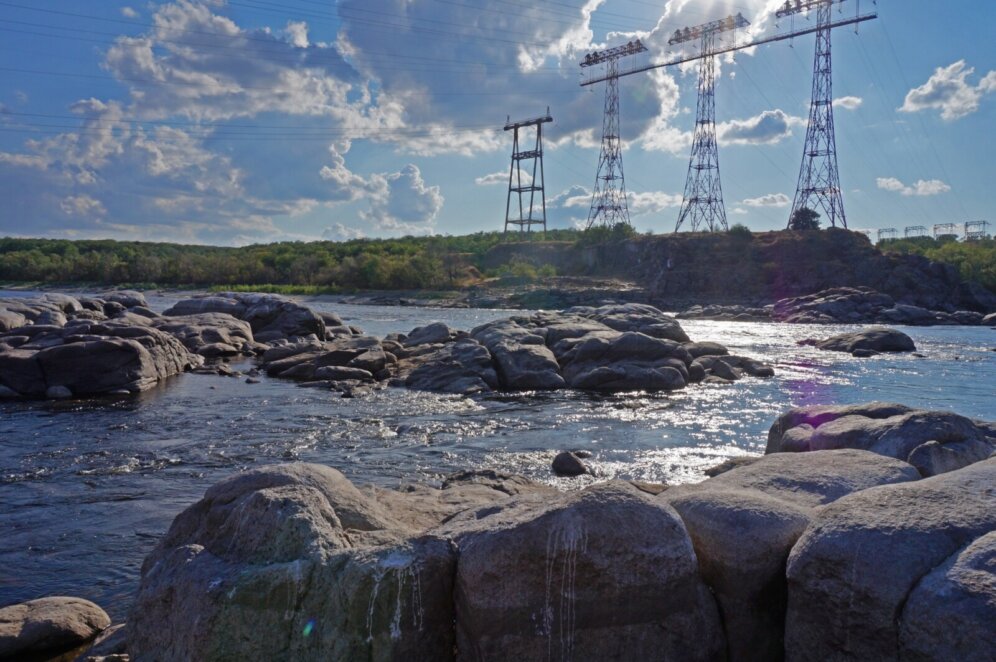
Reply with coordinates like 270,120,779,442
672,14,749,232
580,40,647,229
779,0,847,228
503,109,552,236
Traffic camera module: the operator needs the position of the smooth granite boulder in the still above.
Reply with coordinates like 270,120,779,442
151,313,255,357
165,293,325,341
566,303,691,342
438,481,725,661
784,457,996,661
663,450,920,662
128,463,550,661
0,596,110,659
808,326,916,354
766,402,996,476
405,339,499,395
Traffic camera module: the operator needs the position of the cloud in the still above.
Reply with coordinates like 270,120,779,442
876,177,951,197
833,96,863,110
360,164,444,234
629,190,683,214
900,60,996,120
322,223,366,241
121,6,138,18
475,171,516,186
718,109,805,146
742,192,791,208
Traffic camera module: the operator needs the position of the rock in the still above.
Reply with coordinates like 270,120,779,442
983,312,996,326
551,451,588,476
76,622,127,660
405,339,499,394
404,322,456,347
566,303,691,342
0,321,197,398
165,292,326,341
703,456,757,477
0,384,19,398
151,313,254,357
899,530,996,661
313,365,375,382
784,457,996,661
45,385,73,399
0,596,110,658
663,450,920,662
682,341,729,359
559,331,690,392
811,326,916,353
766,402,996,476
128,463,549,660
440,481,725,660
103,290,148,309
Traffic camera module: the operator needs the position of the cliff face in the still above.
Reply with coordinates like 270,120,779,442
485,230,996,313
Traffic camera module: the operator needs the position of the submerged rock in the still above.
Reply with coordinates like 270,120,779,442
805,326,916,354
0,596,111,659
766,402,996,476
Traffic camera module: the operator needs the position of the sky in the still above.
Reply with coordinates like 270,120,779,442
0,0,993,245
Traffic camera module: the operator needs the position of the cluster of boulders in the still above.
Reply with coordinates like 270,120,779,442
257,303,775,395
0,292,364,400
677,304,773,322
772,286,990,325
36,401,979,661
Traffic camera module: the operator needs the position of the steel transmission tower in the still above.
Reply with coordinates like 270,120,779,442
672,14,750,233
778,0,847,228
503,109,553,236
580,40,647,229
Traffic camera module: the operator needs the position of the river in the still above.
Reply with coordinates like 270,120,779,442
1,291,993,619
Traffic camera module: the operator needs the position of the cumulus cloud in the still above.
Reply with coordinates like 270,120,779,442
833,96,863,110
476,171,516,186
121,6,138,18
900,60,996,120
322,223,366,241
718,109,804,145
360,164,444,234
876,177,951,197
742,192,791,207
629,190,683,214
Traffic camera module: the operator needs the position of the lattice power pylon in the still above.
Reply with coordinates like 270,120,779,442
580,40,647,229
672,14,749,233
503,109,553,236
778,0,847,228
878,227,898,242
964,220,991,241
905,225,928,238
933,223,959,239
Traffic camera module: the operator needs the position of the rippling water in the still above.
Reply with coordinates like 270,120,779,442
1,290,994,619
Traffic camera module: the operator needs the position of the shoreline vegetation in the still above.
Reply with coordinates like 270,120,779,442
2,228,993,297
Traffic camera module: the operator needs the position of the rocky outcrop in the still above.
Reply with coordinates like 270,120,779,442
772,286,985,325
784,457,996,661
663,450,920,662
164,292,329,342
0,596,111,659
404,339,499,394
150,313,256,357
129,464,724,661
678,304,772,322
800,326,916,356
766,402,996,477
0,319,198,399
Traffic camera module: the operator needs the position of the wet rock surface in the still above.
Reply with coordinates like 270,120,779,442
766,402,996,476
772,286,987,326
0,596,111,659
800,326,916,355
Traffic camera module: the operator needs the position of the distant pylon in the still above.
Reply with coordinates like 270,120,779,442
783,0,847,228
672,14,748,233
503,109,552,236
581,40,647,229
675,38,726,232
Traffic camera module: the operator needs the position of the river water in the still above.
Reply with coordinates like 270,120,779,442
1,291,994,619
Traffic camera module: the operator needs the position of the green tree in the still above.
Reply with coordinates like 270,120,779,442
789,208,821,231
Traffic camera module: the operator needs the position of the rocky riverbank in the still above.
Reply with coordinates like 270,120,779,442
11,401,991,661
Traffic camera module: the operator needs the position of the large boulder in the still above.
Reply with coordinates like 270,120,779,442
899,530,996,661
784,457,996,661
165,293,325,341
128,463,549,660
663,450,920,662
558,331,691,392
0,320,197,398
766,402,996,476
808,326,916,354
566,303,690,342
405,339,499,395
0,596,110,659
151,313,255,357
438,481,725,660
471,319,564,391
